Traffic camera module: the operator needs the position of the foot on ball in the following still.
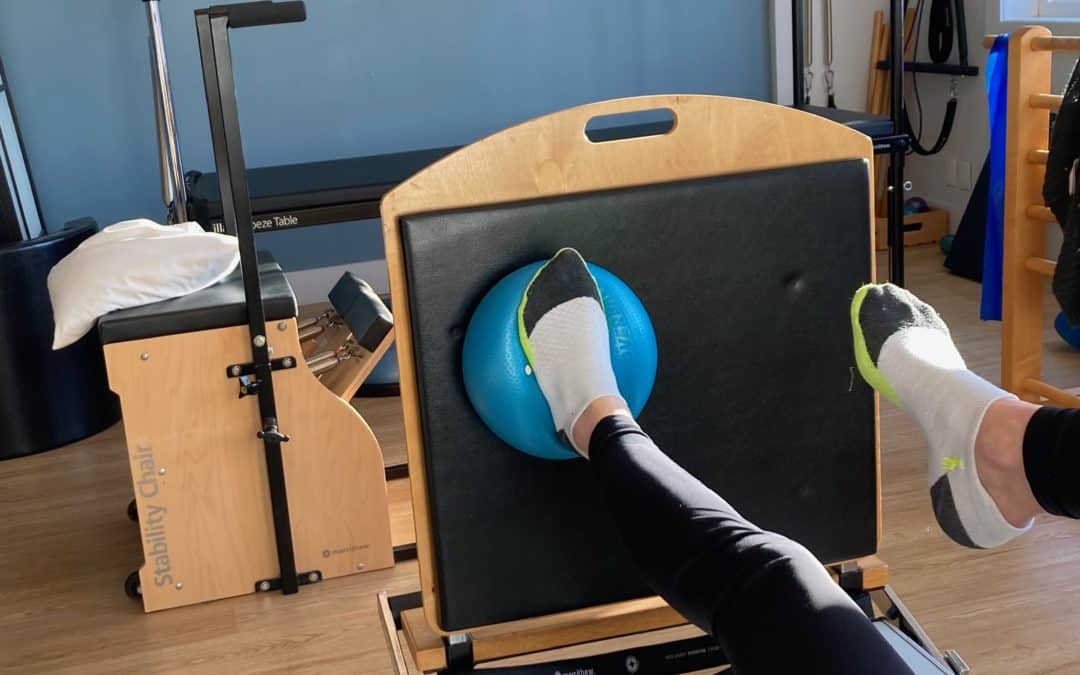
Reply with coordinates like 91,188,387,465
518,248,625,455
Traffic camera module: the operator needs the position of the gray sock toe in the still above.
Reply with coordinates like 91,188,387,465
858,283,949,364
521,249,601,337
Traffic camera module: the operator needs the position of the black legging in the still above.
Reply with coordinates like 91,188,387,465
1024,406,1080,518
586,406,1080,673
588,415,916,675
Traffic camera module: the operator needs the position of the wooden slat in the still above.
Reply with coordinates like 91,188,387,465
1025,256,1056,277
903,8,918,62
470,602,685,665
826,556,890,590
1023,378,1080,407
1001,26,1054,400
1028,149,1049,165
981,32,1080,52
1031,93,1062,111
1028,204,1056,222
400,602,685,672
873,20,891,117
378,592,410,675
872,18,891,213
866,11,885,112
402,608,446,673
1032,36,1080,52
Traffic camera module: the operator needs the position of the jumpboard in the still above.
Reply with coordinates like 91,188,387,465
382,95,878,633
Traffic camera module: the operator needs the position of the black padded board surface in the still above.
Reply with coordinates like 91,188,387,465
400,159,876,630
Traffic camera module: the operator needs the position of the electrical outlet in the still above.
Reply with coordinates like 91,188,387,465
957,160,973,191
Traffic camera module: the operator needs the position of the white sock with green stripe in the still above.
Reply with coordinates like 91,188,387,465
519,249,624,454
852,284,1032,548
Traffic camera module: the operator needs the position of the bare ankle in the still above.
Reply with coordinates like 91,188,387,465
572,396,633,458
975,399,1042,526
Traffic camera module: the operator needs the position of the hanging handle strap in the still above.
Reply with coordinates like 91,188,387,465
928,0,955,64
905,95,958,156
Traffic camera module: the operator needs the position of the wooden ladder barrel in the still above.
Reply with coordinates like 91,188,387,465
985,27,1080,407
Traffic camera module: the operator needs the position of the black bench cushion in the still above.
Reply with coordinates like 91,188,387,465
185,147,458,229
98,253,297,345
797,105,896,139
399,159,877,630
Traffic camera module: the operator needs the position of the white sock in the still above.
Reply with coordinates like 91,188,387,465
519,249,624,455
854,283,1033,549
879,328,1032,548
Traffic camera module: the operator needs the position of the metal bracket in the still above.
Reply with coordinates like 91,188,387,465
944,649,971,674
225,356,298,378
254,569,322,593
444,633,475,671
837,560,864,592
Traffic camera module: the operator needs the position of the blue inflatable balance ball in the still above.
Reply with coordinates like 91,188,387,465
462,261,658,460
1055,311,1080,349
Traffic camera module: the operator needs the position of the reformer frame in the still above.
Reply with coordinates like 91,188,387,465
984,28,1080,406
377,93,965,674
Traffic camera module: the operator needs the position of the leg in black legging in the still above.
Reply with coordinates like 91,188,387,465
1024,406,1080,518
589,415,914,675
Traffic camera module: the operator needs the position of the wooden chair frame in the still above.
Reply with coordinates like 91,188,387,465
987,27,1080,406
379,94,883,666
105,318,395,611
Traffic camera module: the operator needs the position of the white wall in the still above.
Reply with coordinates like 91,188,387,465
773,0,1080,251
772,0,890,108
906,2,1080,256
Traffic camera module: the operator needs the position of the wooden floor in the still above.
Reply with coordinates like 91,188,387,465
3,246,1080,674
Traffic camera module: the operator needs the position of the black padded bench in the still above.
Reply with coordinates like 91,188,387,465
798,105,895,140
97,253,297,345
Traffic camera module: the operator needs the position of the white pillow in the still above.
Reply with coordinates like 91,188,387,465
48,219,240,350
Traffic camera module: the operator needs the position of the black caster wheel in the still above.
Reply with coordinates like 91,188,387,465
124,570,142,599
127,499,138,522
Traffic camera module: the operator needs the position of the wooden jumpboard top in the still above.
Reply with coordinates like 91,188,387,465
383,95,873,220
380,95,879,636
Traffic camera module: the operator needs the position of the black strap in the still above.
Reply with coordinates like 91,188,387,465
953,0,969,64
905,97,957,156
928,0,954,64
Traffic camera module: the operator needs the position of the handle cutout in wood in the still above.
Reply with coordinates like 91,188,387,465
584,108,676,143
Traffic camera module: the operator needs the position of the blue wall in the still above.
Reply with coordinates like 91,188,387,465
0,1,772,271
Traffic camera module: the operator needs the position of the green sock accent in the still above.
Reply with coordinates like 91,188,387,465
850,283,901,406
517,248,603,370
940,456,965,472
517,267,544,369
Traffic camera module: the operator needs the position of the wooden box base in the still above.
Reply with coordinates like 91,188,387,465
875,208,949,250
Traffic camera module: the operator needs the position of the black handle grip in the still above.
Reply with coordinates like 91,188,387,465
209,1,306,28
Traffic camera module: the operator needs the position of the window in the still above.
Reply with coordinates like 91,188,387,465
1039,0,1080,17
1002,0,1080,21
